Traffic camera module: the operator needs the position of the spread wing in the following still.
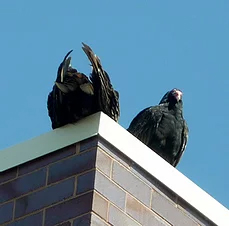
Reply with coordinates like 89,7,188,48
56,50,73,83
82,42,120,122
47,50,94,129
47,50,73,129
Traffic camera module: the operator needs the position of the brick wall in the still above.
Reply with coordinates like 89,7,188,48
0,136,215,226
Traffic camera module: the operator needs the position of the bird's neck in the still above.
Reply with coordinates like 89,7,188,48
168,102,183,117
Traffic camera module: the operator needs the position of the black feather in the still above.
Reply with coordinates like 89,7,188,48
82,42,120,122
128,88,188,167
47,43,120,129
47,50,94,129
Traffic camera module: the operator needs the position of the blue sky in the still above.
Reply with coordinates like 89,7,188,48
0,1,229,209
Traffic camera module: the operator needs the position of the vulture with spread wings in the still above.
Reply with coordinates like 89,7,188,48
47,43,119,129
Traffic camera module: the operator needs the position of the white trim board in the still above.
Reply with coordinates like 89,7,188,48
0,113,101,172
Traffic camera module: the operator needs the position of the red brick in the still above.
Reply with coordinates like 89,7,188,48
0,201,14,224
0,168,17,184
6,211,43,226
0,168,46,204
48,149,96,184
18,144,76,176
45,191,93,226
15,177,75,218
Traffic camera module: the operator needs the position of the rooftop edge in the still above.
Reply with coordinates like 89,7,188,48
0,112,228,226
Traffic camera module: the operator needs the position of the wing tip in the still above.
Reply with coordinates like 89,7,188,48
63,49,73,62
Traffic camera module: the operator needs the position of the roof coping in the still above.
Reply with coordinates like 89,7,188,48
0,112,228,225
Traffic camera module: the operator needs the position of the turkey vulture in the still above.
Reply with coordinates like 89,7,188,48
47,43,120,129
127,88,188,167
82,43,120,122
47,50,94,129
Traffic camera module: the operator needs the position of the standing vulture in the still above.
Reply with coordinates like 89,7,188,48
127,88,188,167
47,43,120,129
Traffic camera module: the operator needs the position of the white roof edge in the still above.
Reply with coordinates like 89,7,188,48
0,112,228,225
0,112,101,172
98,112,229,226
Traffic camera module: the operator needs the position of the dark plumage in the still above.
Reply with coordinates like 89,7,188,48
127,88,188,167
82,43,120,122
47,50,94,129
47,43,119,129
